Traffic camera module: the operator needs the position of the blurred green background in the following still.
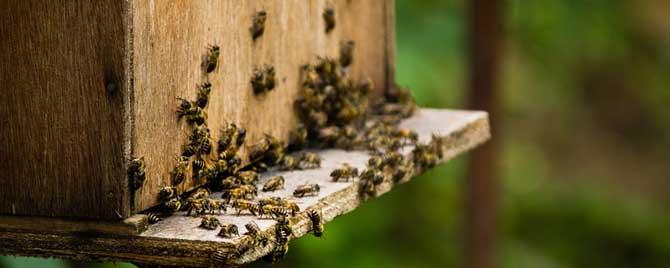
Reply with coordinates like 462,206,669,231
3,0,669,267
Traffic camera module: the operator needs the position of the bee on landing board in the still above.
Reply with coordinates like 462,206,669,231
330,163,359,182
217,224,239,238
293,183,320,197
262,176,285,192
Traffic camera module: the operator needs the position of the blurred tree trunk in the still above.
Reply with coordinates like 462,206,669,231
465,0,503,268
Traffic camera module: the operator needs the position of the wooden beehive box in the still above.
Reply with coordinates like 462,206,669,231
0,0,395,220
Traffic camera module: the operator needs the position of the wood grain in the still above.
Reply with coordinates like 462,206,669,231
130,0,392,214
0,0,131,219
0,109,490,267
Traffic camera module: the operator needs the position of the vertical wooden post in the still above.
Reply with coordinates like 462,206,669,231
465,0,503,268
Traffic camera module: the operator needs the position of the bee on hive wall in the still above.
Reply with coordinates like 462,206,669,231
202,45,220,73
250,11,267,41
293,183,320,197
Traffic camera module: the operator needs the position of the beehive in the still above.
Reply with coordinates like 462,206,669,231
0,0,395,219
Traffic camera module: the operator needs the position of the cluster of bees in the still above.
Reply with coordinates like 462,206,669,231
137,5,441,264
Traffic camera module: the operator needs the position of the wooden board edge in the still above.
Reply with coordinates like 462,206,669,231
0,215,149,237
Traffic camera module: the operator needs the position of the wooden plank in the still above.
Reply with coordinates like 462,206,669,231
0,0,131,219
0,108,490,267
0,215,148,237
130,0,391,214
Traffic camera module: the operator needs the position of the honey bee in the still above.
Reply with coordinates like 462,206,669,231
288,123,308,149
360,168,384,185
158,186,178,202
412,143,438,169
128,157,146,190
183,106,207,125
164,197,182,212
298,152,321,169
171,156,189,185
392,165,409,183
191,188,211,199
307,209,324,237
146,212,161,224
237,170,259,185
218,224,239,238
263,176,285,192
239,184,258,198
200,215,220,230
381,151,403,167
339,40,355,68
250,66,276,94
176,98,195,119
186,198,206,216
330,163,359,182
222,188,245,202
235,236,254,257
220,176,240,190
202,45,220,73
430,134,444,159
249,161,269,173
244,221,269,246
205,198,227,214
360,178,377,198
278,155,298,171
196,81,212,108
323,7,336,33
192,156,206,172
250,11,267,41
231,199,259,216
318,126,341,144
293,183,320,197
391,127,418,145
367,155,383,169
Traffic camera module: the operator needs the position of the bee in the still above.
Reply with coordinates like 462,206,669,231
162,197,181,212
146,212,161,224
250,66,276,94
250,161,269,173
205,198,227,214
195,81,212,108
244,221,269,247
392,165,409,183
186,198,206,216
231,199,259,216
263,176,285,192
235,236,255,257
293,183,320,197
323,7,336,33
171,156,189,185
330,163,359,182
187,106,208,125
412,143,438,169
367,155,383,169
176,98,195,119
307,209,324,237
339,40,355,68
200,215,220,230
239,184,258,198
360,178,377,198
248,135,271,162
222,188,245,202
202,45,220,73
250,10,267,41
298,152,321,169
318,126,341,144
220,176,240,190
269,206,292,219
278,155,298,171
237,170,259,185
288,123,308,149
211,249,229,265
128,157,146,190
381,151,403,167
218,224,240,238
158,186,178,202
190,188,210,200
391,127,418,145
192,156,206,172
360,168,384,185
430,134,444,159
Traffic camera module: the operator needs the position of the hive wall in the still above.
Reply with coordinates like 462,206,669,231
0,0,131,219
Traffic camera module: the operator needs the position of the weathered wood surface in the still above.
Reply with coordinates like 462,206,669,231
0,0,131,219
0,108,490,267
0,0,393,219
131,0,394,216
